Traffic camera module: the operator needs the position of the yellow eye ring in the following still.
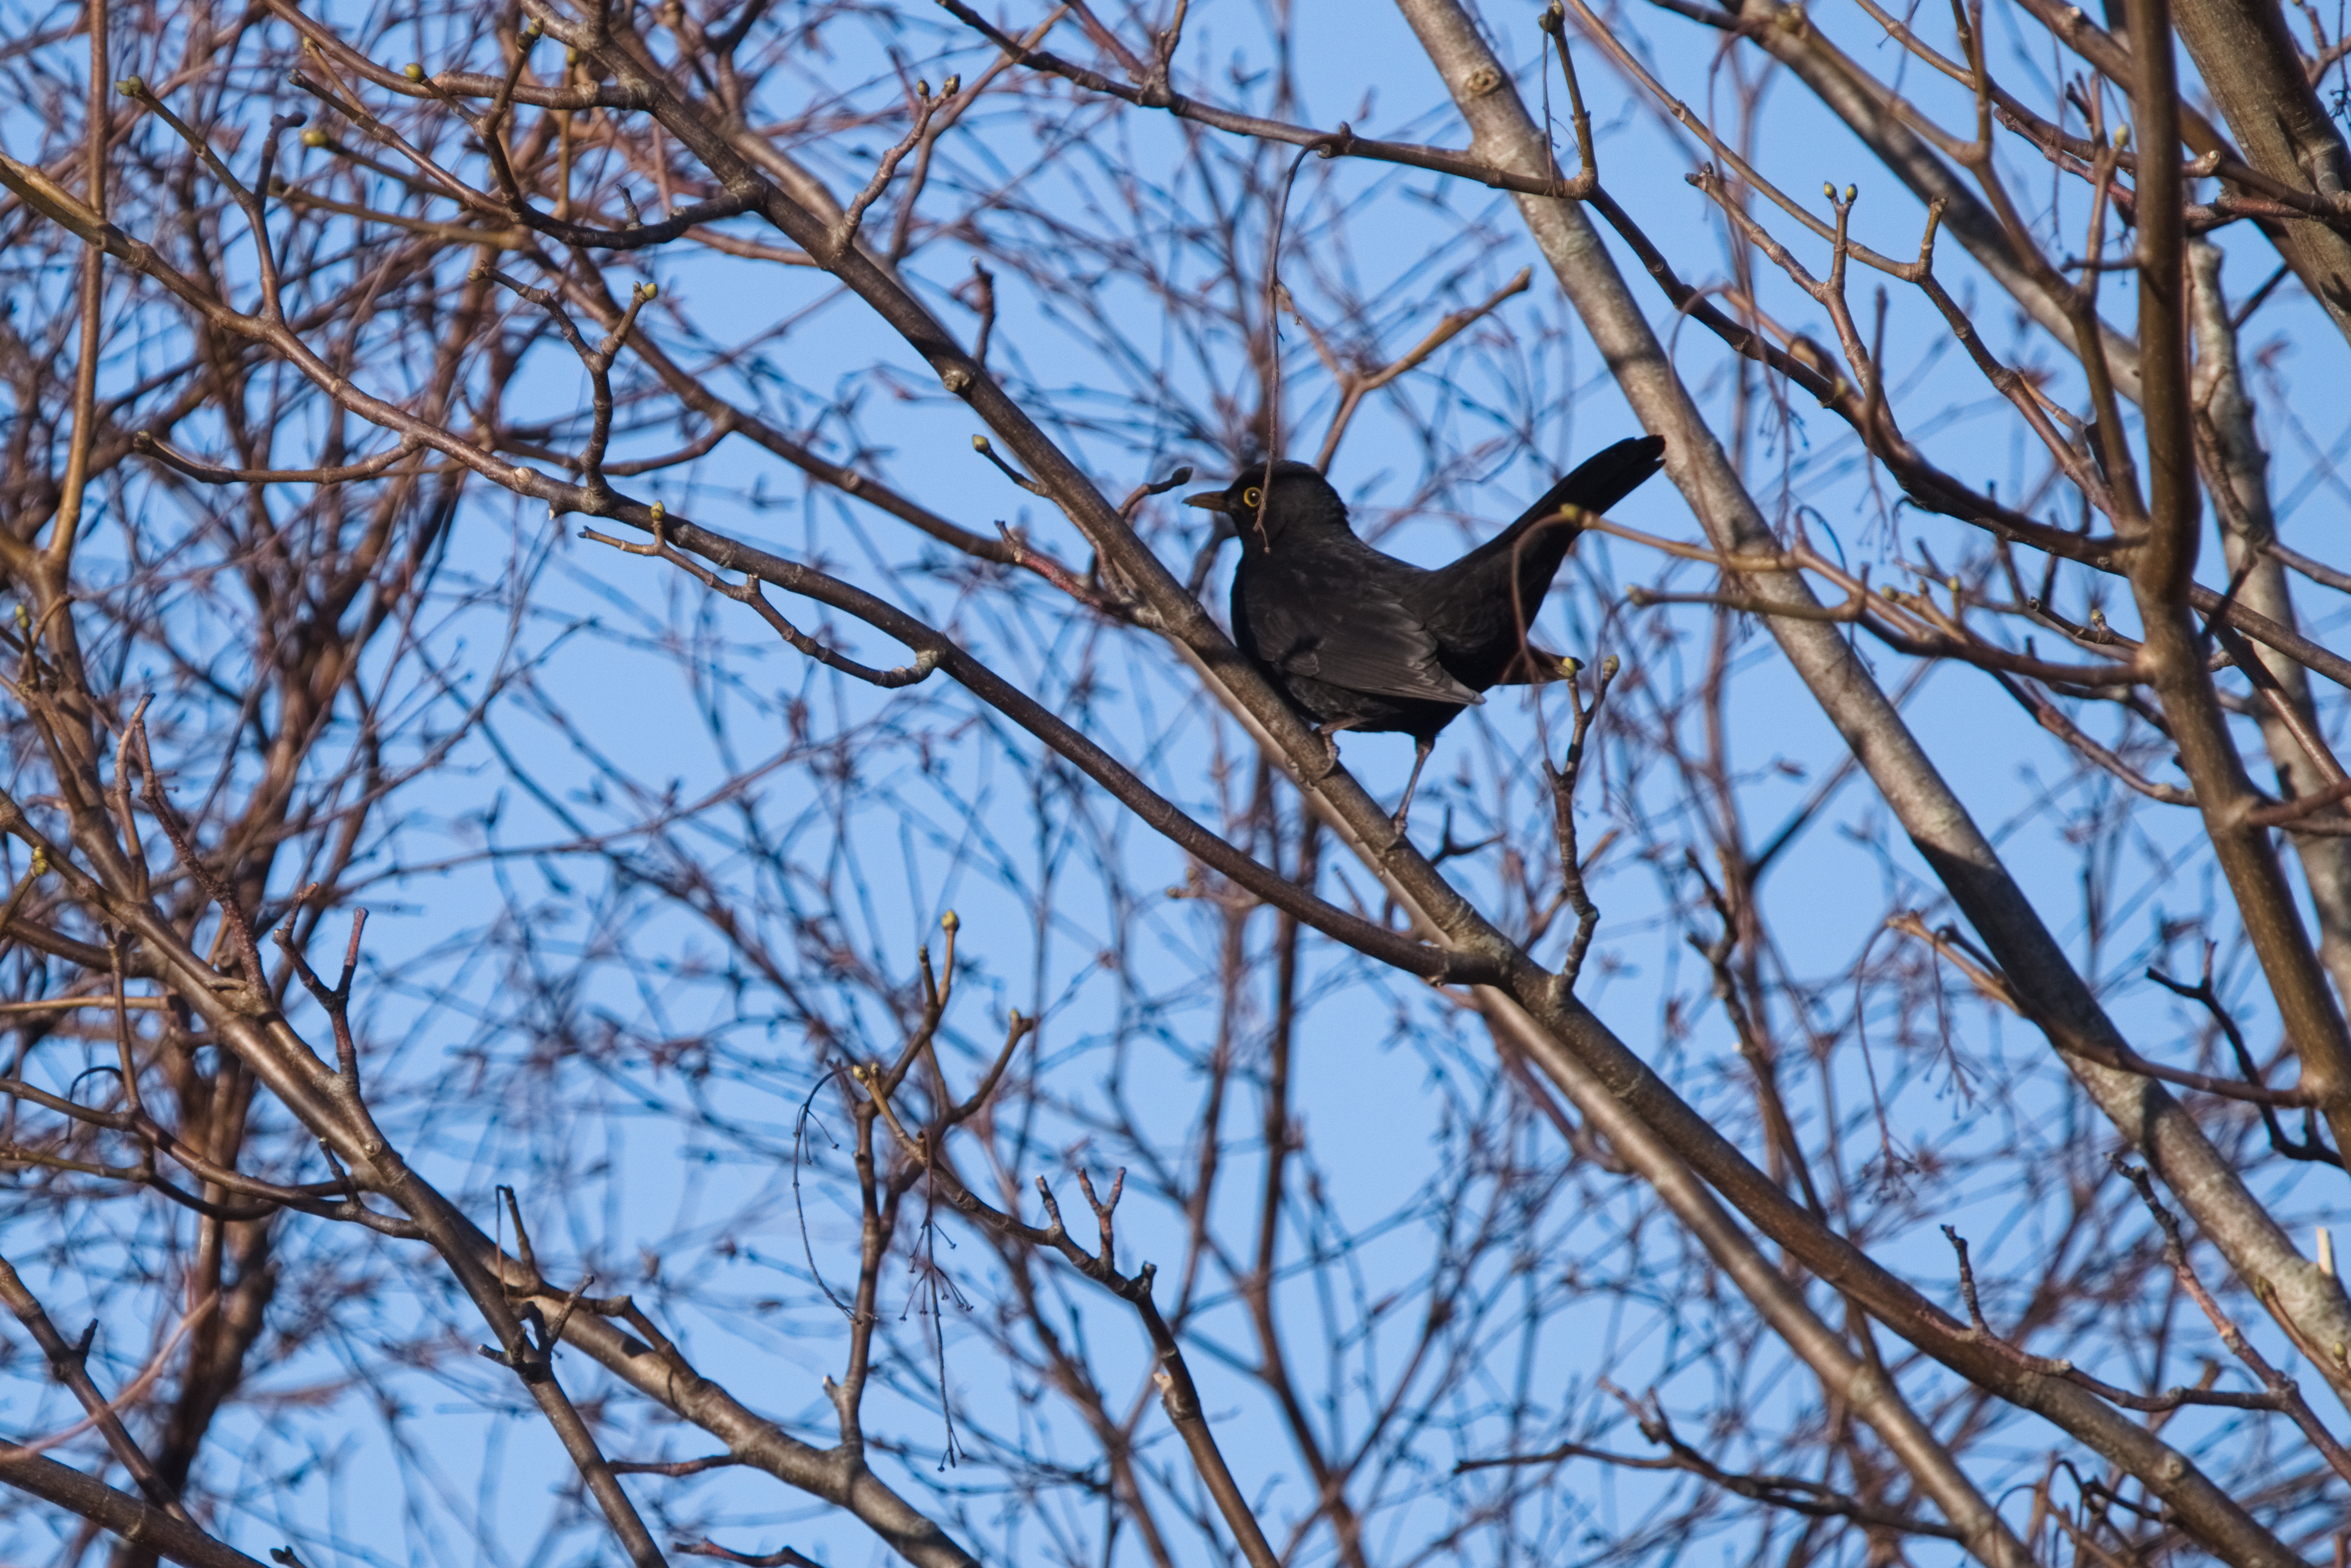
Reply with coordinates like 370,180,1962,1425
1242,486,1264,508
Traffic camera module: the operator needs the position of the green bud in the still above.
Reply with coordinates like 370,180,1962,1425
301,127,329,147
115,76,146,97
403,61,425,81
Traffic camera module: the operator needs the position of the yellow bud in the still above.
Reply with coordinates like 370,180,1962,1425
115,76,146,97
941,910,960,933
301,128,329,147
403,62,425,81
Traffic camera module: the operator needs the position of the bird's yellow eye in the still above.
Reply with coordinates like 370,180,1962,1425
1242,486,1264,509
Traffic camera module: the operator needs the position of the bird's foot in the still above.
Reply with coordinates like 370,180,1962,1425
1310,724,1349,779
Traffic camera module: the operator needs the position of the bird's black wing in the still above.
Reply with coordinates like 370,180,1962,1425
1241,557,1485,707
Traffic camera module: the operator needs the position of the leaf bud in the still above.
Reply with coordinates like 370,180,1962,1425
115,76,146,97
403,61,425,80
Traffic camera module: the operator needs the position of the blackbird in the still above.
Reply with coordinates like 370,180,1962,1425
1187,434,1667,829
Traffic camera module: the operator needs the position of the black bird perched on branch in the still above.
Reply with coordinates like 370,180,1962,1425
1188,434,1667,830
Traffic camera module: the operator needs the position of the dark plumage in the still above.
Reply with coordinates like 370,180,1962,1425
1188,435,1668,827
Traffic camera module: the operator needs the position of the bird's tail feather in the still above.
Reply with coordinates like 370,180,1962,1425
1443,434,1667,587
1504,434,1667,537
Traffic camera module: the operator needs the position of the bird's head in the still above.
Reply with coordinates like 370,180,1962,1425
1184,460,1347,551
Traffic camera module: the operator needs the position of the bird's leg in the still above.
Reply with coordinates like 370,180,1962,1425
1391,736,1435,838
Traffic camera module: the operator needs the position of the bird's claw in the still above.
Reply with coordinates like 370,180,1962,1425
1308,726,1345,779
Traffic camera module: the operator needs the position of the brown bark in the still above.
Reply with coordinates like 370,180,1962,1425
2173,0,2351,345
